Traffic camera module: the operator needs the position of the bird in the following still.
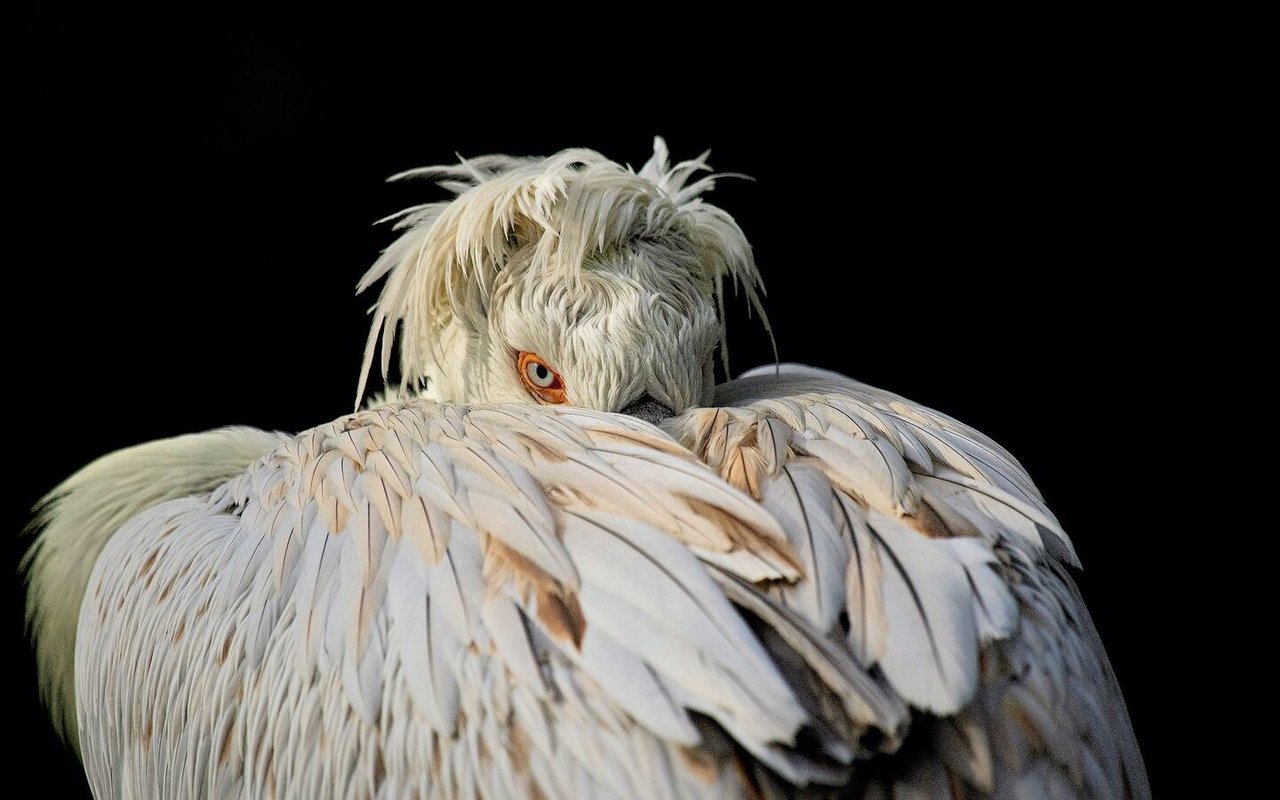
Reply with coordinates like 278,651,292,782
25,138,1149,799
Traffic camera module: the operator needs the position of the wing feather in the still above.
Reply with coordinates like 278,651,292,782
575,627,700,746
73,399,870,798
665,366,1147,798
68,366,1144,799
761,463,847,631
385,540,458,733
864,509,983,713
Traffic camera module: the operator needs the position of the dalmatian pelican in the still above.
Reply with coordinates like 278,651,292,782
25,139,1149,799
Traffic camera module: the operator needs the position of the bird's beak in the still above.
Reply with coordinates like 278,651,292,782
619,395,675,425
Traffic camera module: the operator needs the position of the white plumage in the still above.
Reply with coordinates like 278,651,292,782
25,139,1149,798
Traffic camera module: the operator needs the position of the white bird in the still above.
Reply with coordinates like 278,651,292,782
25,139,1149,799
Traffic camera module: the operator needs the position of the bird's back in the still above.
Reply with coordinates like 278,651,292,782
32,371,1147,799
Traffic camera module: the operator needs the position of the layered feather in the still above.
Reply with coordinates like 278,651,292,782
665,366,1147,798
31,134,1147,800
72,399,911,798
23,427,285,751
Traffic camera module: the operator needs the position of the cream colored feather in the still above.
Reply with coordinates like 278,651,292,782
26,141,1147,799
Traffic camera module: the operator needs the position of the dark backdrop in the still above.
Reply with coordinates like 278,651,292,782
6,10,1174,796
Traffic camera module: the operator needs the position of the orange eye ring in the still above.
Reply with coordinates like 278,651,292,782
517,352,568,404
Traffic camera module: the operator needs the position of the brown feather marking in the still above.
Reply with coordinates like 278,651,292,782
704,410,735,467
682,407,736,468
372,746,386,792
535,586,586,649
673,407,719,455
904,497,957,539
515,433,569,463
678,746,721,786
916,486,984,539
508,719,530,773
682,496,800,572
485,539,586,648
264,749,276,790
592,428,691,458
545,485,596,508
484,539,554,589
158,573,178,603
329,497,348,534
217,722,235,766
720,445,766,499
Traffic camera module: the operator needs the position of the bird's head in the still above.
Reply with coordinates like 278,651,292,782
356,138,767,422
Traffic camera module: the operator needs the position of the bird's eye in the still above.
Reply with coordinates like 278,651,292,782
517,352,567,404
526,361,555,388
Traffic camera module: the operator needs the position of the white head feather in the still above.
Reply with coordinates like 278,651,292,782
356,137,769,414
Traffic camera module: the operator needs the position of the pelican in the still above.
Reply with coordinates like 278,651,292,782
25,139,1149,799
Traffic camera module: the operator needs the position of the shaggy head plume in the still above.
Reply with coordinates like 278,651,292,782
356,137,769,414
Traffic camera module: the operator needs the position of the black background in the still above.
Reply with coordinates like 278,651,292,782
6,10,1180,796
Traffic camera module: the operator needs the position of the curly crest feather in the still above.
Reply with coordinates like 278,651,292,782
355,137,769,408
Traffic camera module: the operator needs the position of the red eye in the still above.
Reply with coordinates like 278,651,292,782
517,352,567,404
